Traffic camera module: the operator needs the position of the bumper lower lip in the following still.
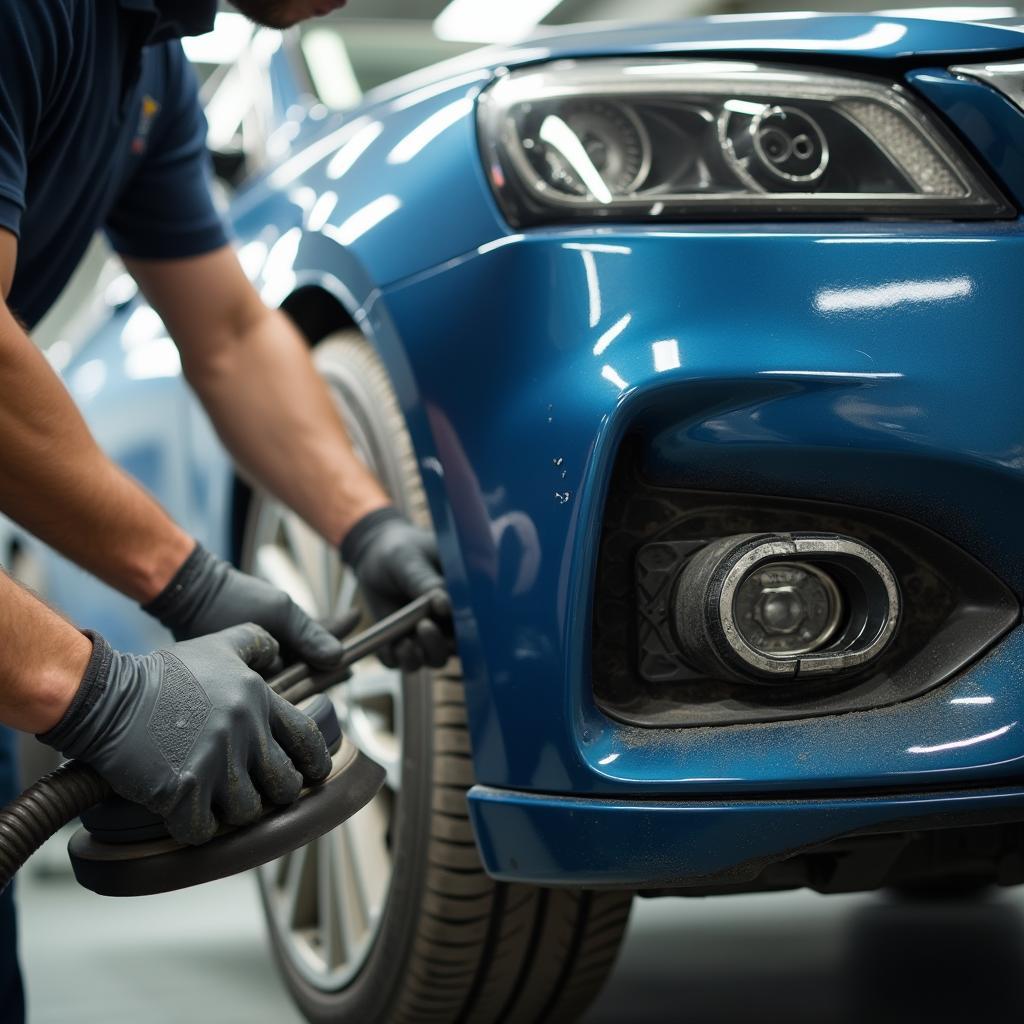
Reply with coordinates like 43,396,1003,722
467,783,1024,889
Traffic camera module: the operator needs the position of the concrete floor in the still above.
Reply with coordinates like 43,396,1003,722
17,839,1024,1023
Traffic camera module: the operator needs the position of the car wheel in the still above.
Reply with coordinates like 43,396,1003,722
242,331,633,1024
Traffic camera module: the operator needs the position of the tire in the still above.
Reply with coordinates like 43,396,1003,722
242,331,632,1024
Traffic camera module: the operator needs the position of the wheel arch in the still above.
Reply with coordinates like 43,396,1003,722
228,281,360,566
227,274,448,576
280,284,360,348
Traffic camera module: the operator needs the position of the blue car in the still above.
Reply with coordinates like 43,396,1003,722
13,7,1024,1022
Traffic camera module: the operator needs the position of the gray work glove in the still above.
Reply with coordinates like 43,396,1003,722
39,626,332,846
144,543,344,671
341,508,452,672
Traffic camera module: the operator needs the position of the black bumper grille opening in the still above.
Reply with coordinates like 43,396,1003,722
592,439,1019,728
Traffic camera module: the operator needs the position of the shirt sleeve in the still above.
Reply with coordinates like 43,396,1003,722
0,1,69,240
105,41,229,260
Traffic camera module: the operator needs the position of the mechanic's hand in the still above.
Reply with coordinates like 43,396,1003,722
143,543,345,671
341,508,452,672
39,627,332,846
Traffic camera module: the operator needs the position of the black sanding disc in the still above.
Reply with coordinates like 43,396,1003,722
68,739,385,897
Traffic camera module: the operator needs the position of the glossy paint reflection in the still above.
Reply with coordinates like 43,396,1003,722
652,339,681,372
907,724,1017,755
387,97,475,164
813,276,973,313
326,121,383,179
323,195,402,246
592,314,631,356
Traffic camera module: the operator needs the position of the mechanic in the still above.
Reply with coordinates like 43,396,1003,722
0,1,451,1019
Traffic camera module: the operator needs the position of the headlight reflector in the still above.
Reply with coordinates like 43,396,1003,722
478,59,1011,225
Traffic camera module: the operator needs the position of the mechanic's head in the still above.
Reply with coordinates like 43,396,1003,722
231,0,347,30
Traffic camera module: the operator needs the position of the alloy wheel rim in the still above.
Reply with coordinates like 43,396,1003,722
251,365,403,992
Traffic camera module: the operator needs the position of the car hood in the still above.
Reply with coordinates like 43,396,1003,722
365,13,1024,109
518,13,1024,61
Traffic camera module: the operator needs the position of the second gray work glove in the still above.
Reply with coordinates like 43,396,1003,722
341,508,452,672
39,626,332,846
144,543,345,671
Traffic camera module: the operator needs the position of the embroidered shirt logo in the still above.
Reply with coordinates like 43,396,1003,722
132,95,161,155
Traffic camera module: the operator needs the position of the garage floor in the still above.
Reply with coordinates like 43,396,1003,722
18,837,1024,1023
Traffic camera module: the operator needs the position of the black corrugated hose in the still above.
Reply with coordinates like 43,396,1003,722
0,761,110,893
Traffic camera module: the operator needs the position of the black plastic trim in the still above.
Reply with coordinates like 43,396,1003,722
593,448,1020,728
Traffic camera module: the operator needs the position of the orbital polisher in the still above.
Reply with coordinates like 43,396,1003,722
0,592,441,898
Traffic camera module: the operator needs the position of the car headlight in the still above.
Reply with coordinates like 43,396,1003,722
477,59,1012,226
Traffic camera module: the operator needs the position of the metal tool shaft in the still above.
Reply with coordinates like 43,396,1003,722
273,591,441,705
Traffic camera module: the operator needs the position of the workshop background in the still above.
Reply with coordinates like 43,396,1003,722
15,1,1024,1022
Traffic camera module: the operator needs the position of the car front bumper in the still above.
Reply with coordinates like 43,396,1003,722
383,220,1024,763
377,197,1024,885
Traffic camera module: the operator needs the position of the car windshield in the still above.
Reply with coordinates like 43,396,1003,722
302,0,1018,107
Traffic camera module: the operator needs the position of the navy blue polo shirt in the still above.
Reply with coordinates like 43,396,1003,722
0,0,227,328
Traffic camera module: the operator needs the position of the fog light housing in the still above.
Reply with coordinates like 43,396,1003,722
735,561,843,657
674,533,900,684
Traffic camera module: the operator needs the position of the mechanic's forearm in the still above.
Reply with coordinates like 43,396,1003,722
0,569,91,732
0,303,193,600
182,305,390,544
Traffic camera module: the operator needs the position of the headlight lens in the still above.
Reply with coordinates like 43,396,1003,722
477,59,1011,226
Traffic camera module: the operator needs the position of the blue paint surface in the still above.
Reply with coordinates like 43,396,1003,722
519,14,1024,61
380,227,1024,803
30,13,1024,885
468,784,1024,887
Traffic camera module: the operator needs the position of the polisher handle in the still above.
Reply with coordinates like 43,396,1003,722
273,590,446,705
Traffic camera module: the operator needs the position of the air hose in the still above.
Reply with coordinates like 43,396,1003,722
0,761,109,892
0,592,443,894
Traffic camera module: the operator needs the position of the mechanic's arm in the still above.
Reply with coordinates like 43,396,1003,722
126,247,451,670
0,231,345,667
125,247,389,542
0,567,90,733
0,230,194,601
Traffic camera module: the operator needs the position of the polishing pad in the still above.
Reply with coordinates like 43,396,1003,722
68,737,385,897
